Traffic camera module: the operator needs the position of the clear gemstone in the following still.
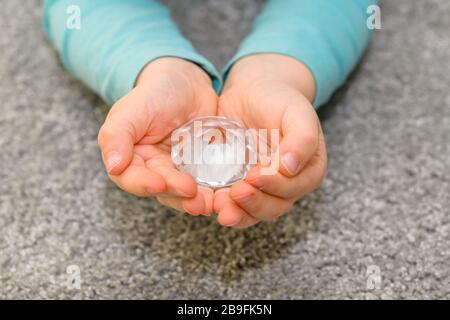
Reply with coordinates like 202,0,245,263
171,116,253,188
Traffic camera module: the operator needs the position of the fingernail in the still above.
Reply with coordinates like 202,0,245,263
106,151,121,173
282,152,301,175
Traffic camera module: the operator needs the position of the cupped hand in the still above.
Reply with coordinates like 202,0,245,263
214,54,328,228
98,57,217,215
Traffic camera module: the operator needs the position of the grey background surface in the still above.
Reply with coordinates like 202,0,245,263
1,0,449,299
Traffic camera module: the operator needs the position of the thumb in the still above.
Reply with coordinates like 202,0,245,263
98,91,151,175
278,100,319,177
98,124,134,176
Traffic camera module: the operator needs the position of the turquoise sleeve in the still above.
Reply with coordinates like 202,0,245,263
222,0,378,108
43,0,221,105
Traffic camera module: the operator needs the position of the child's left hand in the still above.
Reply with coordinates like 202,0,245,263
214,54,328,228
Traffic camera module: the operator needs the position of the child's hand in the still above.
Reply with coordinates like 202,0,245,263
214,54,327,228
98,57,217,215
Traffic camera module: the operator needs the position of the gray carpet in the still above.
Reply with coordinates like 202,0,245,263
1,0,449,299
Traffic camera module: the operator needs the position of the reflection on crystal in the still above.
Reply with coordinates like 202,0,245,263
171,116,253,188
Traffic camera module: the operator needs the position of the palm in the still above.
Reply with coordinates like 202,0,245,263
219,82,299,137
130,79,217,174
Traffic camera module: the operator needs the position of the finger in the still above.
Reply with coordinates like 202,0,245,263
109,166,166,197
214,189,259,228
156,194,185,212
98,124,134,176
213,188,231,212
197,186,214,215
229,181,292,221
135,145,198,198
98,90,152,175
157,193,203,216
278,99,319,177
153,165,197,198
245,165,300,198
217,202,260,228
245,131,327,198
157,186,214,216
156,194,206,216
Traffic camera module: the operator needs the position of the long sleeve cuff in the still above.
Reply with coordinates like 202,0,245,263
43,0,221,105
222,0,378,108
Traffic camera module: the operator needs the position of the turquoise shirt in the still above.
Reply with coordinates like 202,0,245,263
44,0,377,107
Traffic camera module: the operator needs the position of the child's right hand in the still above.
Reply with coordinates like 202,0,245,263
98,57,217,215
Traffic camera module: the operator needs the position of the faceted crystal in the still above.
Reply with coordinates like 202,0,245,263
171,116,253,188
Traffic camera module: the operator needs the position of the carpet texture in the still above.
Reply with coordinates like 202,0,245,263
0,0,449,299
